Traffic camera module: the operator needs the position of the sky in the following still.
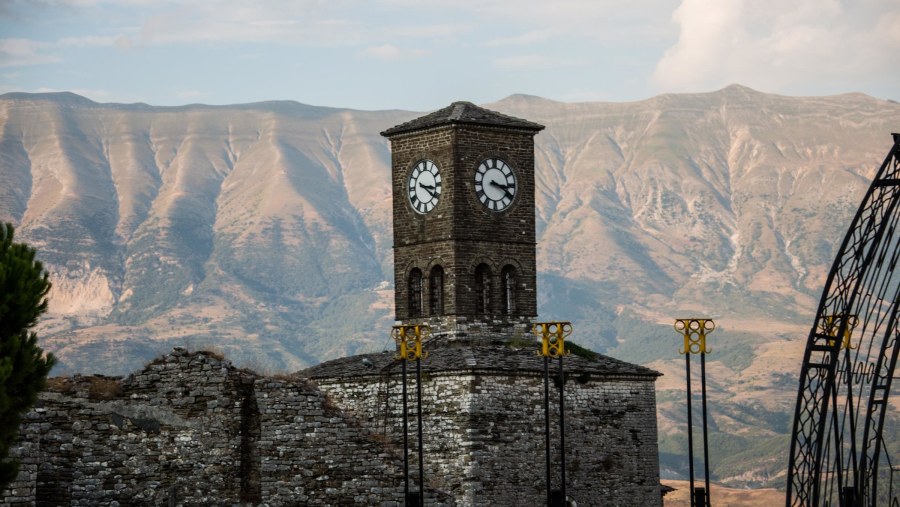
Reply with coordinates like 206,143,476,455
0,0,898,111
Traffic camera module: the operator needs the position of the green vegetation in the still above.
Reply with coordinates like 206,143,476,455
606,310,675,365
565,341,598,360
658,430,790,488
537,274,619,351
114,222,199,323
712,434,790,488
0,223,56,488
710,331,761,372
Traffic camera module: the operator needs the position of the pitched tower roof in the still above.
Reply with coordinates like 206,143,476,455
381,101,545,138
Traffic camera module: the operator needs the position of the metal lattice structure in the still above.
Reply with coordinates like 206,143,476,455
788,134,900,506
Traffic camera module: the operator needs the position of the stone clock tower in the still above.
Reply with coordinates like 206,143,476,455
381,102,545,340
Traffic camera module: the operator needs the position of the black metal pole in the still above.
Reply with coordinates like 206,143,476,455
416,357,424,507
402,358,409,504
558,355,566,503
694,486,707,507
686,351,695,507
700,350,711,507
544,355,551,506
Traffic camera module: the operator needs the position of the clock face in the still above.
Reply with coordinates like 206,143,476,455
407,160,442,214
474,158,516,211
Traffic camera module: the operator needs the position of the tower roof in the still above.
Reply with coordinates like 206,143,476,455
381,101,545,138
301,345,661,380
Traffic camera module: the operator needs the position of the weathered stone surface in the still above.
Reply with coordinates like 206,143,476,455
310,344,662,507
2,350,422,506
4,346,661,506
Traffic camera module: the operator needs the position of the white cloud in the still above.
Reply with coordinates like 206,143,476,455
33,0,671,48
0,34,131,69
652,0,900,94
494,54,550,69
171,88,208,102
484,29,552,47
125,2,365,47
383,0,677,43
57,35,122,47
494,54,588,70
0,39,61,67
359,44,427,61
360,44,401,61
32,0,216,6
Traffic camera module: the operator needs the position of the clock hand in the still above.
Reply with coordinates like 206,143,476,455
489,180,514,199
418,182,437,198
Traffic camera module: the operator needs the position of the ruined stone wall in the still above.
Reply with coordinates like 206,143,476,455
2,348,659,506
4,349,247,505
317,368,662,507
254,377,417,505
0,349,431,506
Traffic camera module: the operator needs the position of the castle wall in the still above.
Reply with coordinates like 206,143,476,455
3,348,660,506
5,349,248,506
254,377,413,505
1,349,425,506
317,367,662,507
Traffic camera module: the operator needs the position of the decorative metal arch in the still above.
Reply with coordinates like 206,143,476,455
788,134,900,506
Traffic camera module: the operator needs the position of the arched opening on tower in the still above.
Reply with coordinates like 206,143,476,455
409,268,423,317
429,265,444,316
475,264,492,314
501,265,517,315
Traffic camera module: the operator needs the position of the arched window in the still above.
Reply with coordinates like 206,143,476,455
474,264,492,314
429,265,444,316
501,265,517,315
409,268,423,317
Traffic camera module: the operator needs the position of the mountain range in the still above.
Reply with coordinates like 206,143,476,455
1,86,898,487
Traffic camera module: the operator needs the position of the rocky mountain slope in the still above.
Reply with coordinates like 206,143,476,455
1,86,898,486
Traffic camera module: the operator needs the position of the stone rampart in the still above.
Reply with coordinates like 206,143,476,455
3,345,660,506
2,348,418,506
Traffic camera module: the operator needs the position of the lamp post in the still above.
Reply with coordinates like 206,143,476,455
534,321,572,506
675,318,714,507
392,324,429,507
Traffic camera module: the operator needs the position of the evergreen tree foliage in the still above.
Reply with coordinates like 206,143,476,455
0,223,55,489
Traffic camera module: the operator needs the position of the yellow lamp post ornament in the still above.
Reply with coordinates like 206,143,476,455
392,325,429,507
821,314,859,351
535,321,571,359
393,324,428,361
675,318,714,507
533,321,572,507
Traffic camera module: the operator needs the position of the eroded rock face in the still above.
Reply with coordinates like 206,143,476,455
3,88,898,380
47,264,116,316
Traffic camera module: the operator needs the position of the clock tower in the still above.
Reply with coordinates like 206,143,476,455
381,102,544,341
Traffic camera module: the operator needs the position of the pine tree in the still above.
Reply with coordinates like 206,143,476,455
0,223,55,489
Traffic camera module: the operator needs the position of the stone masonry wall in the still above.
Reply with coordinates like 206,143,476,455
1,349,432,506
253,376,446,505
2,347,659,506
318,367,662,506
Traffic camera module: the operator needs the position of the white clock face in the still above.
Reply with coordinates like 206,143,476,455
407,160,441,214
475,158,516,211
